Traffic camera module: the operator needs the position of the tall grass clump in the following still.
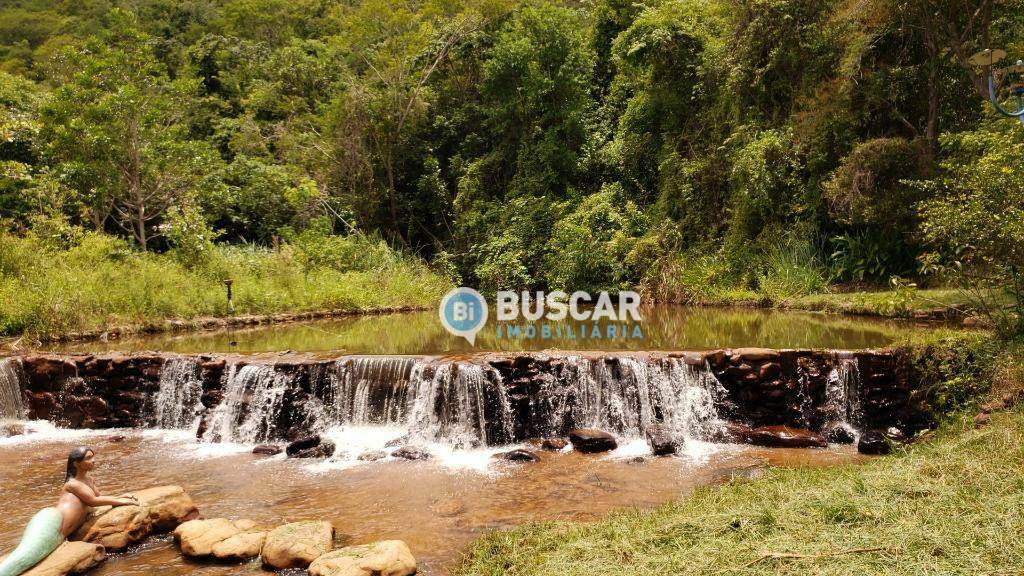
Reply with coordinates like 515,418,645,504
756,238,831,304
0,228,452,339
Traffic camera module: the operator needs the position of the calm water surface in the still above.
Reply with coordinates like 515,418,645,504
44,306,938,355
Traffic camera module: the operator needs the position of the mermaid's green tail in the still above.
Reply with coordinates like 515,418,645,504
0,508,64,576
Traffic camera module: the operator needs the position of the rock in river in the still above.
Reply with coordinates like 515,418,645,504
131,485,200,533
540,438,569,451
72,485,199,550
253,444,283,456
857,430,892,455
72,503,152,552
175,518,266,561
0,541,106,576
823,422,857,444
740,426,828,449
493,449,540,463
568,429,618,453
287,435,335,458
390,446,432,461
261,520,334,570
308,540,416,576
645,424,681,456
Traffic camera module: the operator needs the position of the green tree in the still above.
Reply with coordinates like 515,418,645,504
39,11,224,249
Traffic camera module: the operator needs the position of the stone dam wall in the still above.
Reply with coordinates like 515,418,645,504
2,348,934,448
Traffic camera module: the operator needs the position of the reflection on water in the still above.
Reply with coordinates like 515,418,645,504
0,432,860,575
45,306,939,355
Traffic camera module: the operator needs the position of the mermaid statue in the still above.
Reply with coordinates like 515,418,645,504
0,447,138,576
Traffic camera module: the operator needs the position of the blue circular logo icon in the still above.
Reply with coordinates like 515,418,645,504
439,287,488,345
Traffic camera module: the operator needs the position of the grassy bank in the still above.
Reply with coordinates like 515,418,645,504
457,336,1024,576
0,231,452,340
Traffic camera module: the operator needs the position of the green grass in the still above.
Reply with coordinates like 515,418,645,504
0,231,452,339
457,407,1024,576
786,289,971,317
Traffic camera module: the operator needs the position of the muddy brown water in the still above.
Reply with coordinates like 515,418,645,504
0,432,860,575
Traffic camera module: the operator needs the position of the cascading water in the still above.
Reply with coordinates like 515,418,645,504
824,353,862,433
153,358,204,430
405,362,514,448
197,354,724,458
0,357,27,420
533,356,725,441
203,364,292,444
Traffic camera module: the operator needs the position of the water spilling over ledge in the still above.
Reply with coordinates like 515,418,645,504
2,348,931,456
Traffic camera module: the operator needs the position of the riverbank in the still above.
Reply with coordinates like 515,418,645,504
457,407,1024,575
0,231,452,342
664,287,972,321
456,335,1024,576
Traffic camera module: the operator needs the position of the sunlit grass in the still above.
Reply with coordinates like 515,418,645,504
457,406,1024,576
0,232,452,339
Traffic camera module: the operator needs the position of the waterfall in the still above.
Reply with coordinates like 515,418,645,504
153,358,205,429
825,353,862,431
406,362,514,449
533,356,724,441
0,357,27,420
197,355,722,450
202,364,292,444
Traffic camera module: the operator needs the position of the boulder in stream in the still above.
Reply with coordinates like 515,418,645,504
291,441,336,459
857,430,892,455
253,445,283,456
568,429,618,453
286,435,323,456
72,504,152,551
390,446,432,461
131,485,200,533
739,426,828,449
540,438,569,451
645,424,681,456
0,422,26,438
0,541,106,576
493,449,540,463
72,485,199,550
261,520,334,570
823,422,857,444
308,540,416,576
174,518,266,561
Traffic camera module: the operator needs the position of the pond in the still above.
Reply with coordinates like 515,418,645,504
45,305,939,355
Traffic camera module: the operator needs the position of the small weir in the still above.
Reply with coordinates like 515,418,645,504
183,355,730,453
6,348,924,459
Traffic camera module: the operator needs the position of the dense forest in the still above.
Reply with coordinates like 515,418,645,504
1,0,1022,334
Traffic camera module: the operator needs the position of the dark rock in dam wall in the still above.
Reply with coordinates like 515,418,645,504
12,348,934,441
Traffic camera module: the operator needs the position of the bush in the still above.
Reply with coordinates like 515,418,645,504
823,137,929,232
543,185,648,292
917,121,1024,336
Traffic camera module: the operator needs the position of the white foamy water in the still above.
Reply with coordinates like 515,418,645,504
0,420,113,446
306,424,511,474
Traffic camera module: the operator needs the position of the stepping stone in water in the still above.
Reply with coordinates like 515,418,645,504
261,520,334,570
308,540,416,576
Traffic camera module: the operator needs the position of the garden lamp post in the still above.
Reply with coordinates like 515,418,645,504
972,48,1024,125
223,279,237,347
223,279,235,316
